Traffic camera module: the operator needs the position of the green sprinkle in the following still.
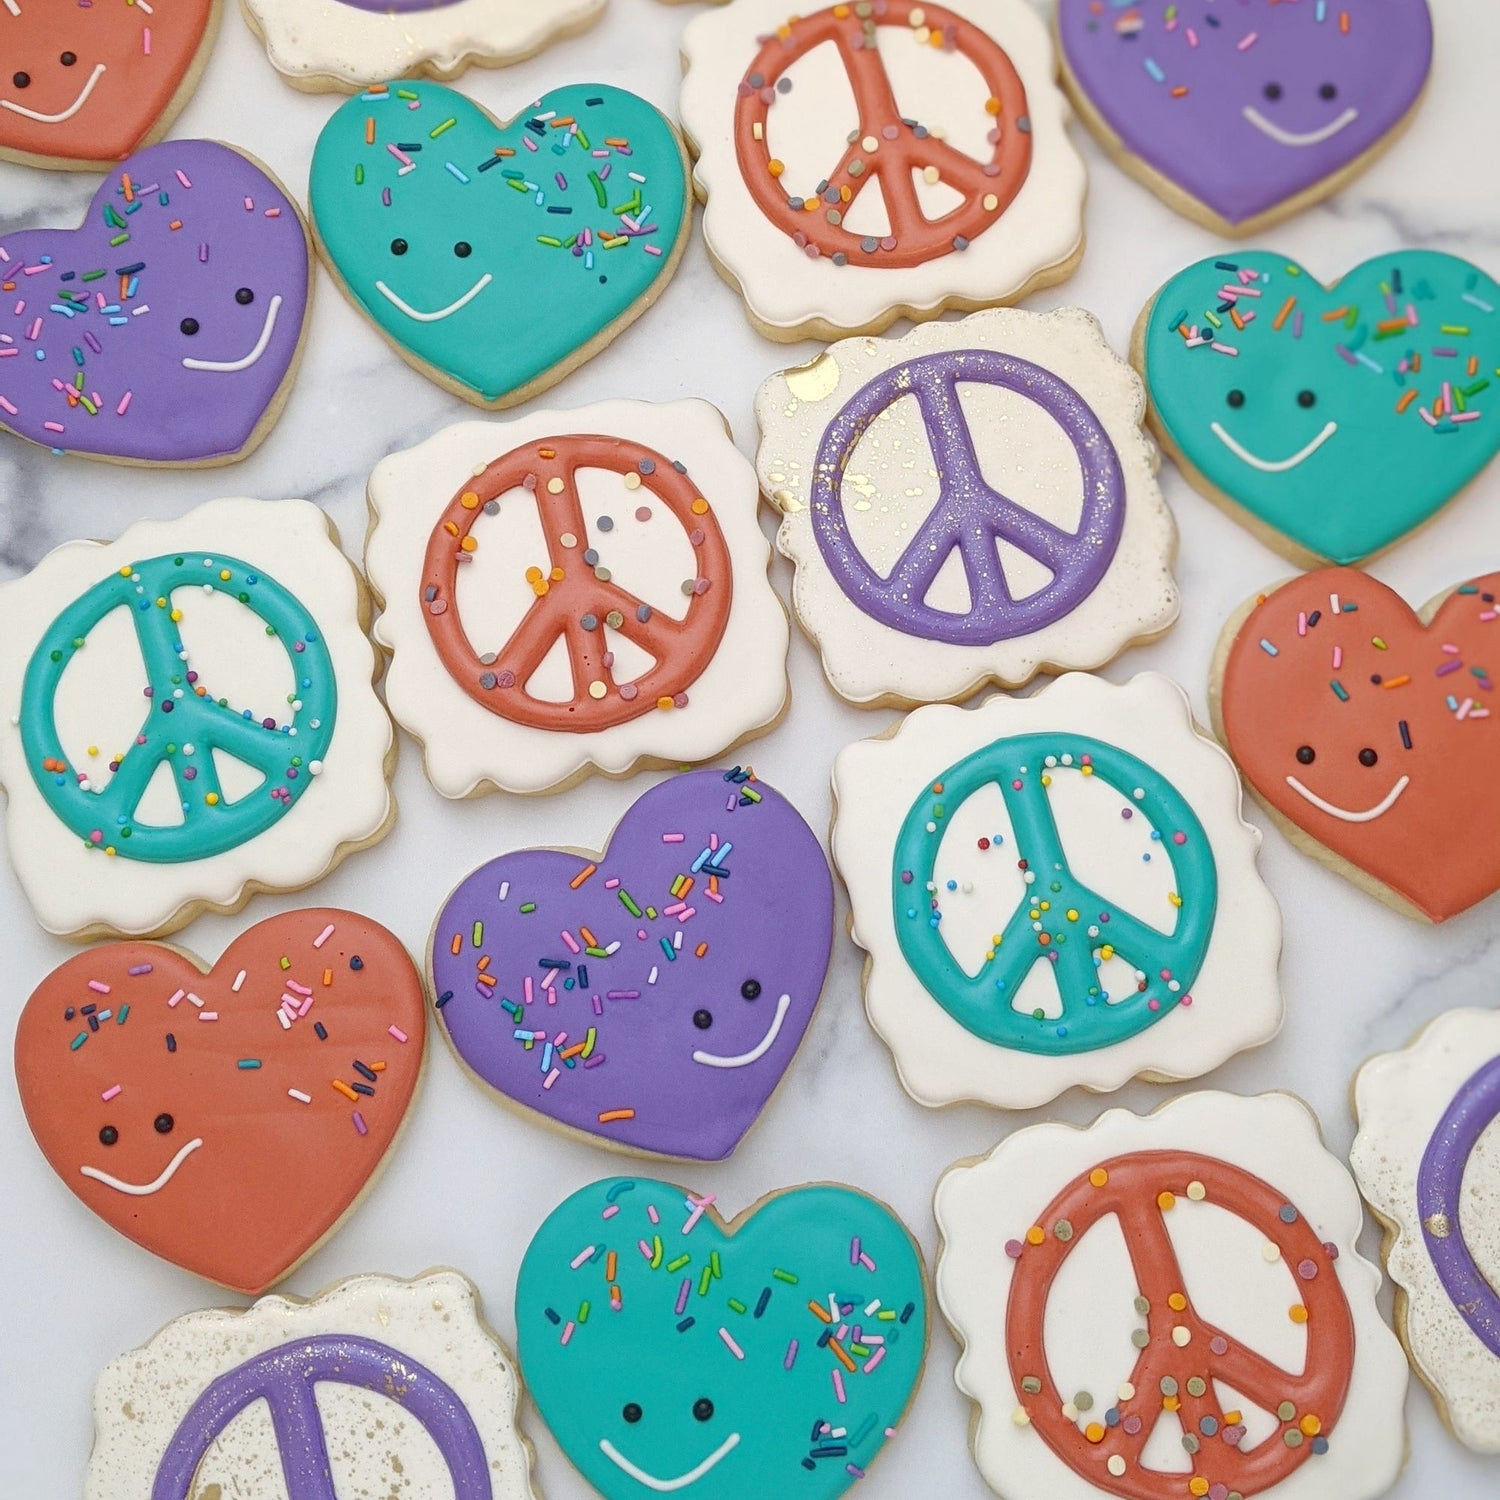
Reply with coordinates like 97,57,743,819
589,170,607,208
70,1031,88,1051
619,890,643,918
519,903,536,915
578,1300,591,1324
472,921,483,947
430,117,457,139
667,1254,691,1273
772,1268,798,1284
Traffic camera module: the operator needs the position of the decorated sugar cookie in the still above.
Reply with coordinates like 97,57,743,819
0,0,220,172
85,1271,537,1498
431,769,835,1160
1212,567,1500,924
679,0,1086,340
517,1176,927,1499
1137,250,1500,566
0,140,313,466
833,673,1282,1111
757,308,1179,708
310,80,690,408
15,909,425,1294
1057,0,1433,236
366,401,789,796
0,499,394,940
242,0,606,93
1352,1009,1500,1453
935,1090,1410,1500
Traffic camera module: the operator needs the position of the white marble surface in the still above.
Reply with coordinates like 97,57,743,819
1,2,1498,1495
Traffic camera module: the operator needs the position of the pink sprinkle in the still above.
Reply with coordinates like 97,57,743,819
859,1252,876,1272
313,923,335,948
570,1245,596,1270
605,877,620,889
43,420,64,434
1237,30,1258,50
243,197,254,211
116,391,133,415
682,1194,715,1235
387,144,413,167
719,1328,745,1360
561,929,581,954
662,832,685,843
167,989,186,1008
864,1347,886,1374
0,397,16,416
352,1111,367,1136
388,1025,409,1043
88,980,111,995
560,1320,575,1346
647,1204,660,1224
524,975,534,1005
101,1085,121,1102
1450,411,1482,424
1211,342,1238,357
198,1011,218,1022
644,244,663,257
1332,646,1343,669
603,1204,620,1219
286,980,312,996
832,1368,847,1403
1442,642,1461,655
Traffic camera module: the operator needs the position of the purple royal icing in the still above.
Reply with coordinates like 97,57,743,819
1057,0,1433,228
431,769,835,1160
152,1336,492,1500
1416,1053,1500,1358
810,348,1125,644
0,139,310,464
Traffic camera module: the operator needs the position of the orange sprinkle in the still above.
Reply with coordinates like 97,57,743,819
828,1339,857,1373
122,174,135,203
1158,1191,1177,1211
695,943,709,958
371,1061,386,1072
451,933,463,956
1382,674,1412,689
1089,1168,1109,1188
322,968,333,987
1289,1304,1309,1324
1025,1225,1045,1246
598,1109,635,1123
476,973,497,989
606,1250,617,1282
570,863,598,890
808,1301,833,1324
1395,389,1418,414
1273,296,1297,331
1321,306,1349,323
365,116,375,146
478,955,491,972
560,1042,587,1060
579,927,598,948
332,1080,359,1102
1084,1423,1105,1444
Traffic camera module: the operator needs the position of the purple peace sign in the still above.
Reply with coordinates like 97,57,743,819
809,349,1126,644
152,1335,492,1500
1417,1054,1500,1358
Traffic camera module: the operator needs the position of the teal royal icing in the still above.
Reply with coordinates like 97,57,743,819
20,552,336,863
893,733,1217,1055
517,1177,927,1499
310,80,688,405
1143,249,1500,565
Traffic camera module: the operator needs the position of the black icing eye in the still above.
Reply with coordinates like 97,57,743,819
61,52,78,67
235,287,254,306
390,238,409,256
1227,389,1246,409
1296,745,1316,765
11,72,29,89
179,317,199,336
154,1113,174,1134
454,241,473,258
1358,747,1379,767
1263,82,1283,102
1297,390,1316,408
99,1125,118,1146
1319,82,1338,101
693,1398,714,1422
693,1009,713,1031
622,1403,643,1425
741,979,761,1001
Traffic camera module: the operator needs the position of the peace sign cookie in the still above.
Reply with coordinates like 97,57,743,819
936,1091,1410,1500
679,0,1086,340
242,0,605,93
365,400,789,797
833,673,1282,1110
1352,1009,1500,1453
758,308,1179,708
85,1271,537,1499
0,499,394,940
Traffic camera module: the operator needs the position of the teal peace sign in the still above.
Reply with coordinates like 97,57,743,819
892,733,1217,1055
20,552,336,864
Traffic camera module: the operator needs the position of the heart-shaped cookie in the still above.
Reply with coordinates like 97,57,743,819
431,769,834,1160
0,139,313,465
310,79,690,407
517,1175,928,1500
1214,568,1500,923
1057,0,1433,234
1139,250,1500,565
14,908,426,1293
0,0,218,171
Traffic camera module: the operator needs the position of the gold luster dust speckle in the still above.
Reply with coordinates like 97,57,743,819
784,351,841,403
1424,1213,1452,1239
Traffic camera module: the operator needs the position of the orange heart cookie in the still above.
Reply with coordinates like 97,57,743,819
1214,568,1499,923
14,908,425,1293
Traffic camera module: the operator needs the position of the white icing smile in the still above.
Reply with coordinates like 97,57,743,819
182,295,284,373
1211,419,1338,472
599,1432,741,1492
375,273,493,323
1,61,107,124
1242,104,1360,147
79,1136,203,1196
692,992,792,1069
1285,773,1410,823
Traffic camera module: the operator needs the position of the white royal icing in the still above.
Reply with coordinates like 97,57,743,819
364,399,790,797
756,307,1179,707
0,498,394,939
833,672,1283,1109
935,1090,1410,1500
85,1270,538,1499
1351,1008,1500,1453
679,0,1087,338
240,0,606,90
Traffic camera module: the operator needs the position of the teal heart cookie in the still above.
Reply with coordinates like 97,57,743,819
517,1176,928,1498
1139,250,1500,565
310,81,690,407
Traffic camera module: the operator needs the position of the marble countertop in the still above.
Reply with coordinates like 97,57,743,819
2,2,1497,1495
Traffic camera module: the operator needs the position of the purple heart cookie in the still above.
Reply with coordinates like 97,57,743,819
430,768,835,1160
1057,0,1433,233
0,139,312,465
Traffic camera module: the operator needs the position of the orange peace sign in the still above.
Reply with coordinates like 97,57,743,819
421,435,733,733
1006,1151,1355,1500
734,3,1032,267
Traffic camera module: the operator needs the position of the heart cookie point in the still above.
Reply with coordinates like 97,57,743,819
432,769,835,1160
14,908,426,1292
